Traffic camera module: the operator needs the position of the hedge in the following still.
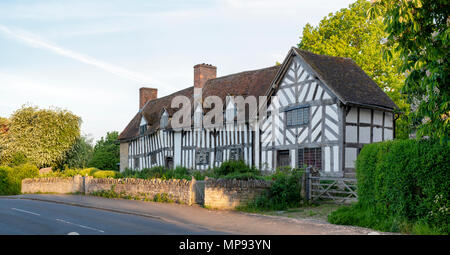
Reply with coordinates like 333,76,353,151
0,164,39,195
329,139,449,234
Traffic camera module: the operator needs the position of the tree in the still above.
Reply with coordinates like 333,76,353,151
298,0,410,138
0,117,10,158
88,131,120,170
56,135,94,169
0,105,80,168
369,0,449,144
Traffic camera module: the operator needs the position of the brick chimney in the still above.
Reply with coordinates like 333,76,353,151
139,87,158,109
194,63,216,89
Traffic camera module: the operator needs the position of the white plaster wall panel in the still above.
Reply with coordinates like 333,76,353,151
286,128,295,144
325,127,338,141
359,108,371,123
345,147,358,168
346,107,358,123
311,106,322,142
298,127,308,144
278,89,290,106
290,149,296,169
298,66,308,82
314,85,323,100
325,105,338,120
384,128,393,140
333,146,339,172
385,112,393,128
322,90,332,100
299,83,309,102
345,125,357,143
359,126,371,144
373,127,383,142
373,110,383,125
324,146,331,172
305,82,317,102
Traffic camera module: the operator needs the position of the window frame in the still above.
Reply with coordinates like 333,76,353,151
285,105,310,127
298,147,322,170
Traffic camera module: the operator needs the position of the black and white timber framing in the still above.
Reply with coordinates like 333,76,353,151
119,48,397,177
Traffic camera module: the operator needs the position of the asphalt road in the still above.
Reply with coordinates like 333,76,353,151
0,198,227,235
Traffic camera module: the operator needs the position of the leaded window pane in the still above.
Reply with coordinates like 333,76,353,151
298,147,322,170
286,107,309,127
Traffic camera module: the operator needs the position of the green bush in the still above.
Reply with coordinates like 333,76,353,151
0,163,39,195
92,170,122,179
242,168,303,211
213,160,260,178
329,139,449,234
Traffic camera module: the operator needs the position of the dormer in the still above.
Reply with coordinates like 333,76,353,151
160,109,169,129
139,116,147,135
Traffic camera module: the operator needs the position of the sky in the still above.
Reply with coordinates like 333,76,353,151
0,0,355,142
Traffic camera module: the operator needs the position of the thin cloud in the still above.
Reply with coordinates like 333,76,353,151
0,24,162,86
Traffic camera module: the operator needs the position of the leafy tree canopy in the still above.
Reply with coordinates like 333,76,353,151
298,0,410,138
56,135,94,169
0,105,80,168
369,0,449,144
88,131,120,170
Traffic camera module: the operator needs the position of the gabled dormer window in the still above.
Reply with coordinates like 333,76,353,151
139,125,147,135
160,109,169,129
140,116,147,135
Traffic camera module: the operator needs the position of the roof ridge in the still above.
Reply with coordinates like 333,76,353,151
208,65,279,82
294,48,354,61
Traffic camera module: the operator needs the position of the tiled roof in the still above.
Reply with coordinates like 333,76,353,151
293,48,398,110
118,66,279,140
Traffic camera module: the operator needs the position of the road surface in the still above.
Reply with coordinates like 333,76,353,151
0,195,385,235
0,198,226,235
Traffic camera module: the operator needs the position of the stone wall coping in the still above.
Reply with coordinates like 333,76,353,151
205,178,272,188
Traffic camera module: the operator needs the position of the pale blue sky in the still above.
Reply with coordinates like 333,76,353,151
0,0,355,141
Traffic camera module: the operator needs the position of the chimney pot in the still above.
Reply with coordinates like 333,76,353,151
139,87,158,109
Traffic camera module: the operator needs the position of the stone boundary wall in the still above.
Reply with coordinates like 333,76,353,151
204,178,272,209
86,177,195,205
21,176,84,194
21,175,196,205
22,176,273,209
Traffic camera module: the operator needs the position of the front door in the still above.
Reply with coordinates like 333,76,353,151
277,150,290,168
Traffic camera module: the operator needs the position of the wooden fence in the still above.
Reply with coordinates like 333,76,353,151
304,168,358,204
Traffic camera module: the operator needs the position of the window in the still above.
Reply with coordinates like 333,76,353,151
165,156,174,169
150,153,157,165
277,150,290,168
215,149,223,162
134,157,140,169
229,148,243,161
195,149,209,165
286,107,309,127
139,125,147,135
298,147,322,170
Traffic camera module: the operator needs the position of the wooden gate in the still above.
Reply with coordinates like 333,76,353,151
193,180,205,205
305,168,357,204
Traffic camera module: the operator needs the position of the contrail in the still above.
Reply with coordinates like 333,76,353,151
0,24,162,86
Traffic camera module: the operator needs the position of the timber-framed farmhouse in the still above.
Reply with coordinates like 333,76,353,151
118,48,398,177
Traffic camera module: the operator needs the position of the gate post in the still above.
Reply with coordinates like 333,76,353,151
305,167,311,202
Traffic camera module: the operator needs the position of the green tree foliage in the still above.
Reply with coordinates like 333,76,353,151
369,0,449,144
0,106,80,168
0,117,10,157
88,131,120,170
56,135,94,169
298,0,410,138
